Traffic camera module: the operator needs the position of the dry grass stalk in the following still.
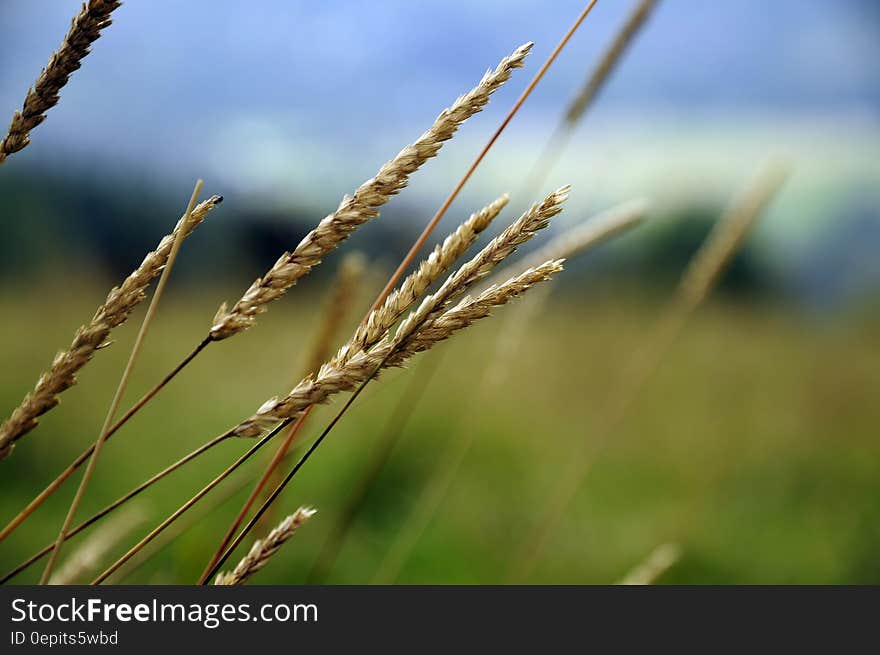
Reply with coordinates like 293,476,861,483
214,507,316,585
40,180,206,585
507,163,788,582
617,543,681,585
232,188,567,438
209,44,531,341
0,1,122,166
48,507,146,585
565,0,660,125
0,194,221,461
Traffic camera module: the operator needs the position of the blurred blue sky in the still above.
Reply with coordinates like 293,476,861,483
1,1,879,304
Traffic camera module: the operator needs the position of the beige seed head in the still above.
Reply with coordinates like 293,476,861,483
333,194,509,368
214,507,317,586
0,1,122,165
393,185,570,344
392,259,565,362
209,43,533,341
0,195,222,460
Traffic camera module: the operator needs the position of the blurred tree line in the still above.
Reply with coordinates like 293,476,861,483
1,165,874,313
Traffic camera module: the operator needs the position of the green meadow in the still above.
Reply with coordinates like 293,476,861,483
1,282,878,584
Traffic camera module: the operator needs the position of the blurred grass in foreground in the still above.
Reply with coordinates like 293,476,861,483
0,282,878,584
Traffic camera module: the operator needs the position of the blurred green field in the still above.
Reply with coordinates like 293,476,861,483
1,280,878,584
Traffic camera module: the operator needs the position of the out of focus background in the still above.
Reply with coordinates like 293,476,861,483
0,1,878,584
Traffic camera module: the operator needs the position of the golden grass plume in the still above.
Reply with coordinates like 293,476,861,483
337,194,510,367
214,507,317,586
392,259,565,363
0,0,122,165
393,186,570,344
